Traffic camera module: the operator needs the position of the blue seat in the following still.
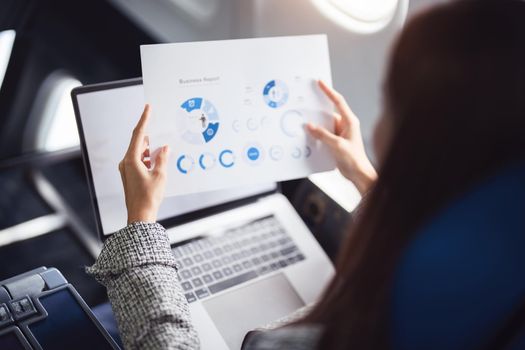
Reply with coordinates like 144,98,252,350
391,162,525,349
0,267,120,350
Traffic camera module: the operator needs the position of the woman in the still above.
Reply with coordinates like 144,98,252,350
88,1,525,349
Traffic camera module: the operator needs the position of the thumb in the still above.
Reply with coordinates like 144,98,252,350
307,123,340,149
153,145,170,177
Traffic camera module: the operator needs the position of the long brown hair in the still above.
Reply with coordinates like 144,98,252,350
304,1,525,348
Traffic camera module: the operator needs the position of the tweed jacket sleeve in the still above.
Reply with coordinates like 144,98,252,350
86,222,200,350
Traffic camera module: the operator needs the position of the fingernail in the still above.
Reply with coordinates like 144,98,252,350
163,145,170,153
306,122,316,130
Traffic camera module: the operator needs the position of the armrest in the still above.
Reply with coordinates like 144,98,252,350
0,147,80,172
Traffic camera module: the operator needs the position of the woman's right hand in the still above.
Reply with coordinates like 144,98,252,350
119,105,170,224
307,80,377,195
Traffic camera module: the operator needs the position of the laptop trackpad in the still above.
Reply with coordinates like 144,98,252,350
202,273,305,349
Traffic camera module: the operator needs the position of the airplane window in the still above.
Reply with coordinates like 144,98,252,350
0,30,16,89
36,75,82,151
311,0,406,34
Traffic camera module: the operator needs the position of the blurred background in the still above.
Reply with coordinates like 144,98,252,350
0,0,442,306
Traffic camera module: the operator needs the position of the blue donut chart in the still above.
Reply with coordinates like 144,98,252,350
219,150,235,168
199,153,216,170
180,97,220,144
263,80,289,108
176,155,194,174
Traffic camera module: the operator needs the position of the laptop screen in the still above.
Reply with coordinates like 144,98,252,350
73,79,276,236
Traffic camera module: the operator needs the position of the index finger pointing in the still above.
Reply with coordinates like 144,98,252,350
128,104,151,157
318,80,352,119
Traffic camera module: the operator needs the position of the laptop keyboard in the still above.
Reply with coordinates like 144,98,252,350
172,215,305,303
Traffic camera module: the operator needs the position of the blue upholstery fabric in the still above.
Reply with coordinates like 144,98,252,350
391,162,525,350
92,302,123,349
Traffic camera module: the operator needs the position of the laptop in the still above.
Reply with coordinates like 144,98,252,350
71,78,334,349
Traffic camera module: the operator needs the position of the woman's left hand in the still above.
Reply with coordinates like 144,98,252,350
119,104,170,224
307,80,377,195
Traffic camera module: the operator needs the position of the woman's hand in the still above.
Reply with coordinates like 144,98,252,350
119,105,170,224
307,80,377,195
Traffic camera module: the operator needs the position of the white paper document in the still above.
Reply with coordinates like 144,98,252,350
141,35,336,196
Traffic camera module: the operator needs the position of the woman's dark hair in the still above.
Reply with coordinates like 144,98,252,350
303,1,525,349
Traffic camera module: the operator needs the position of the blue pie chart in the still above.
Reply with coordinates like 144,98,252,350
263,80,289,108
179,97,220,145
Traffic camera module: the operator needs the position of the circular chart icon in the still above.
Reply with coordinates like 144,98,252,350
280,110,305,138
304,145,312,158
176,155,195,174
247,147,260,161
219,149,235,168
269,145,284,161
263,80,289,108
243,143,264,165
199,152,216,170
291,147,302,159
179,97,220,145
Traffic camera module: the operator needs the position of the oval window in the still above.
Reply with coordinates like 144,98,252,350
311,0,406,34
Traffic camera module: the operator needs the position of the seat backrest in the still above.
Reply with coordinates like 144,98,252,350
0,267,120,350
391,162,525,350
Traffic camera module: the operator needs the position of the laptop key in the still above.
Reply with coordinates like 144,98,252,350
192,278,203,288
258,266,270,275
183,257,193,266
185,292,197,303
180,270,192,280
223,267,233,276
191,240,203,251
202,274,213,284
181,245,193,255
278,237,291,245
233,264,242,273
195,288,210,299
181,282,193,291
280,245,298,256
172,249,182,259
208,270,258,294
202,263,212,271
213,271,223,280
191,266,202,276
